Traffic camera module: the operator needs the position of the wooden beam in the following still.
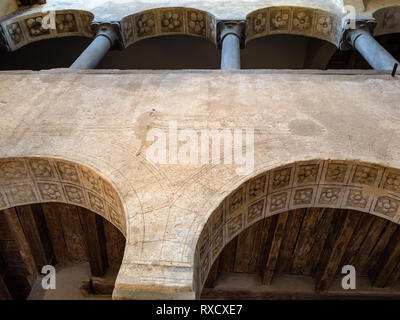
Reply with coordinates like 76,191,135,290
15,204,54,269
387,258,400,287
77,207,108,277
0,275,11,300
257,217,276,277
103,219,125,267
41,203,69,263
2,208,37,283
365,222,398,275
369,227,400,288
276,208,305,274
58,204,88,263
261,212,289,285
353,217,388,275
234,220,263,273
314,209,361,292
219,237,238,273
204,256,220,289
291,207,322,274
201,272,400,300
304,208,336,275
0,254,11,300
339,213,375,268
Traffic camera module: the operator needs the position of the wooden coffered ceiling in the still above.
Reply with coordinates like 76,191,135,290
202,208,400,299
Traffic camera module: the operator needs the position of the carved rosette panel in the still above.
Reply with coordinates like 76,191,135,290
195,159,400,295
0,157,126,236
1,10,94,51
120,7,216,48
373,6,400,37
245,6,342,47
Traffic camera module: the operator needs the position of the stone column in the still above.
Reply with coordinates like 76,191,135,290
344,21,399,71
218,22,245,70
70,23,120,70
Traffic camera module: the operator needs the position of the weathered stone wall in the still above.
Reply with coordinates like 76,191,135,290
0,70,399,298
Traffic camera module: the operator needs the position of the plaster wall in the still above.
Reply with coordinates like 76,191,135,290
6,0,344,21
0,70,399,298
0,0,18,17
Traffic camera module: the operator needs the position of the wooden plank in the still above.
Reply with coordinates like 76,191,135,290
2,273,32,300
369,228,400,287
30,204,54,265
247,220,268,273
15,204,54,269
204,256,220,288
304,208,336,275
0,254,11,300
0,275,11,300
387,258,400,287
234,221,262,273
41,203,69,263
339,212,375,267
314,209,361,292
77,207,108,277
0,213,14,240
0,240,26,269
103,219,125,267
201,272,400,300
0,254,6,275
58,204,88,263
290,207,322,274
218,237,238,273
276,208,306,274
2,208,37,282
256,216,277,272
261,212,289,285
364,221,398,275
353,217,388,275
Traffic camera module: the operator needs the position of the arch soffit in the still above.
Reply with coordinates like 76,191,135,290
1,5,348,52
195,159,400,296
120,7,217,49
1,9,94,51
245,6,343,47
373,5,400,37
0,157,126,236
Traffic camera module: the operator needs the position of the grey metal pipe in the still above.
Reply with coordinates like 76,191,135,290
221,33,241,70
70,23,118,70
70,35,112,69
347,28,399,71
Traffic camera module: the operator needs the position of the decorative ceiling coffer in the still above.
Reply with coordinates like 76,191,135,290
120,7,216,48
1,9,93,51
245,6,343,47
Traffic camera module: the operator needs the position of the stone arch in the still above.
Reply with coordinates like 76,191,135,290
245,6,343,48
194,159,400,298
0,157,126,236
120,7,216,49
0,9,94,51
